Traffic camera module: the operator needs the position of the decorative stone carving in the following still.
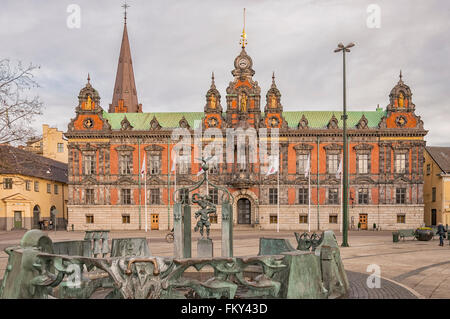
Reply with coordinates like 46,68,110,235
179,116,190,129
120,116,133,130
356,114,368,129
297,115,309,129
327,114,339,129
149,116,161,130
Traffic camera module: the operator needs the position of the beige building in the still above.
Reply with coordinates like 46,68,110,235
25,124,68,163
0,144,68,230
423,147,450,226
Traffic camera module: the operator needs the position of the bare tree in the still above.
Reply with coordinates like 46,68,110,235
0,59,43,144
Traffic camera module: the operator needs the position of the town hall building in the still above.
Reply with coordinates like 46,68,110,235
65,14,427,231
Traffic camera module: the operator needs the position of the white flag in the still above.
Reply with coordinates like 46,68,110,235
171,152,177,173
304,155,310,178
266,155,279,176
197,167,205,176
336,156,343,179
141,153,146,178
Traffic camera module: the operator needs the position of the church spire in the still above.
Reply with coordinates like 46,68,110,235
109,4,142,113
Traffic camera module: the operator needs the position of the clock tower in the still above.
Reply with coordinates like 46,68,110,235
225,13,262,129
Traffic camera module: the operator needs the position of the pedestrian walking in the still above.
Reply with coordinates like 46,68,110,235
437,223,447,246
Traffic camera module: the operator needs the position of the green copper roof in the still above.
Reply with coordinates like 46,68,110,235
102,108,385,130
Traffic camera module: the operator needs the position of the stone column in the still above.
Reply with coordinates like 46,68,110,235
221,202,233,257
173,203,183,258
183,204,192,258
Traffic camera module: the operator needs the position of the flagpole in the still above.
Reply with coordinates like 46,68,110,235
277,169,280,233
340,169,343,233
308,163,311,233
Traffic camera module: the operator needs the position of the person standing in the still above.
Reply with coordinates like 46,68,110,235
437,223,447,246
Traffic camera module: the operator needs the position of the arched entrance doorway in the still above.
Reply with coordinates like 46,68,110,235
33,205,40,229
50,206,56,230
237,198,251,224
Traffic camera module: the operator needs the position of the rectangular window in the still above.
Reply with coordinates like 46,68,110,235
269,188,278,205
121,189,131,205
122,215,130,224
298,188,308,205
328,154,339,174
358,154,369,174
299,215,308,224
178,159,190,175
328,188,339,204
149,154,161,175
426,164,431,175
84,155,96,175
270,215,278,224
34,181,39,192
358,188,369,205
119,154,132,175
297,154,309,175
54,184,59,195
432,187,436,202
25,180,31,191
47,183,51,194
395,154,406,174
150,189,160,205
3,178,12,189
396,188,406,204
57,143,64,153
397,214,406,223
86,215,94,224
329,215,338,224
85,189,95,204
209,214,218,224
209,188,218,205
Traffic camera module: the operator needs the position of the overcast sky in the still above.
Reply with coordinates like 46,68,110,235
1,0,449,145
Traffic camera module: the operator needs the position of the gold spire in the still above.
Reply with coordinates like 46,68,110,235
239,8,247,49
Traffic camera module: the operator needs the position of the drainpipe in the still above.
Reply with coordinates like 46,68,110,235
138,138,141,230
167,137,171,230
317,135,320,230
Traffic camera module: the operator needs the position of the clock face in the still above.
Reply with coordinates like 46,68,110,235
238,58,249,69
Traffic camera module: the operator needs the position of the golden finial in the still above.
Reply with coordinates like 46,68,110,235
240,8,247,49
87,73,91,84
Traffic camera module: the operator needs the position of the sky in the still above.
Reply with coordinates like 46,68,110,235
1,0,449,145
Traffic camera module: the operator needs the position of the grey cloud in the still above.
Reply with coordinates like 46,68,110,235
0,0,448,145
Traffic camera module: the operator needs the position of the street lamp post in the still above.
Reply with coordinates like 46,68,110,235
334,42,355,247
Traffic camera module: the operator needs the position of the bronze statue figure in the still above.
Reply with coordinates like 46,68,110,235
192,193,216,238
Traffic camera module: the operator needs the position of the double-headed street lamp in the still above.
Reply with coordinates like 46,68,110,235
334,42,355,247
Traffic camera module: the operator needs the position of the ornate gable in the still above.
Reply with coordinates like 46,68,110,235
149,116,161,130
356,114,368,129
120,116,133,130
179,116,190,129
327,114,339,130
297,115,309,129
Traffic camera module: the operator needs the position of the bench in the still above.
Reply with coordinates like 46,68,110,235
397,229,417,241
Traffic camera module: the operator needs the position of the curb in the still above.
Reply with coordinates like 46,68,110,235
380,275,425,299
